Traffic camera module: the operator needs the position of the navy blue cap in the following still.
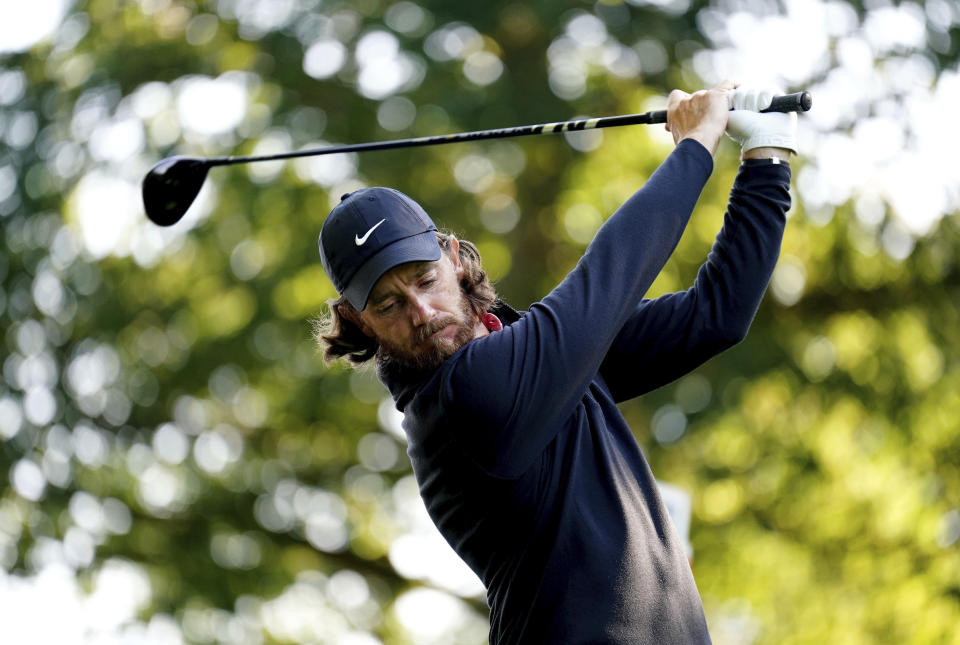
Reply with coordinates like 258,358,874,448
319,187,441,311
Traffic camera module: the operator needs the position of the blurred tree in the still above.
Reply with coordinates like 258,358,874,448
1,1,958,644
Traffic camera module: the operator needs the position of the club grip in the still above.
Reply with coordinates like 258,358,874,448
761,91,812,114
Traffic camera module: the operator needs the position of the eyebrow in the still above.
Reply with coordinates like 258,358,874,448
369,291,395,307
369,263,434,306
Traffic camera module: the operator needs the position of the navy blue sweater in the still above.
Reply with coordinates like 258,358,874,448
378,139,792,644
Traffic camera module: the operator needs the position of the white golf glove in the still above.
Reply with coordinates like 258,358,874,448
725,86,798,155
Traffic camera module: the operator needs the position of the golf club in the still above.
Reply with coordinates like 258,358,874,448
143,91,811,226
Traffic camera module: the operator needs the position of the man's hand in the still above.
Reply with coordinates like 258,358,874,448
726,86,798,160
665,80,736,157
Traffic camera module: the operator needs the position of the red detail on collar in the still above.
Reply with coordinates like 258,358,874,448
481,313,503,332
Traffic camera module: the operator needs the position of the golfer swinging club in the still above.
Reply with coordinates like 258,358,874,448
316,81,796,644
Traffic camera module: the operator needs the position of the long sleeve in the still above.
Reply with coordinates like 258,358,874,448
437,139,715,478
599,159,792,402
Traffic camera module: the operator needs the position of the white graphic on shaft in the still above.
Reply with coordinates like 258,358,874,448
355,219,386,246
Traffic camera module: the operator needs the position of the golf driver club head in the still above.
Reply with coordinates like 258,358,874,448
142,156,211,226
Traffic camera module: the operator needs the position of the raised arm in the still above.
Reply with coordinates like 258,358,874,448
599,158,792,402
598,86,798,401
436,85,737,477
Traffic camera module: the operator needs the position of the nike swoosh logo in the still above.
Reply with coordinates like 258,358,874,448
355,219,386,246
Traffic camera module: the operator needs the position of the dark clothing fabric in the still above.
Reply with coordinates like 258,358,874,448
378,139,792,644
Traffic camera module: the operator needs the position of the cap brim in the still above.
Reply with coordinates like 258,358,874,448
343,231,442,310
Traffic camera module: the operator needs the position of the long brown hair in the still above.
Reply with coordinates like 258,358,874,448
313,232,497,366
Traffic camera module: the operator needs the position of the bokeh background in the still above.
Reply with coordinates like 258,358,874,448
2,0,959,643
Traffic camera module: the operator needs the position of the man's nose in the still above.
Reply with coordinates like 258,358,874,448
408,294,435,326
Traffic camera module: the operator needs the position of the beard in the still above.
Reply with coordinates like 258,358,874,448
376,297,479,371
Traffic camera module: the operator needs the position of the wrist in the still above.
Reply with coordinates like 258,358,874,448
681,129,723,157
742,147,791,161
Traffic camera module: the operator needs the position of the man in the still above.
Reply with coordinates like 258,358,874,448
316,82,796,644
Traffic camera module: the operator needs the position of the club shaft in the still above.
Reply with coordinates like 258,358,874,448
208,91,811,167
209,113,658,167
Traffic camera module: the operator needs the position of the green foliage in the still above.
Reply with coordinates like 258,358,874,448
1,1,959,644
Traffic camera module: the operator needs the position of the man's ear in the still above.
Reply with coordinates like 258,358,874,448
447,235,464,280
339,303,374,337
